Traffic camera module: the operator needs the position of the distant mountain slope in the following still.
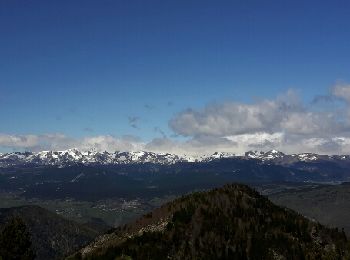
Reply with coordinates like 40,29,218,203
0,149,188,167
0,205,106,260
2,148,350,168
270,182,350,236
2,149,350,188
0,160,339,201
70,184,350,260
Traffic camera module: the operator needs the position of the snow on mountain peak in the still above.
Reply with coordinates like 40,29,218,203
0,149,191,167
0,148,347,168
297,153,318,161
211,152,236,159
245,150,285,160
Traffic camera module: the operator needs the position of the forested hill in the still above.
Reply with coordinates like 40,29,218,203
0,205,107,260
71,184,350,260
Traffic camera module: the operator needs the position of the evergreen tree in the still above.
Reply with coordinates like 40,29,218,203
0,217,35,260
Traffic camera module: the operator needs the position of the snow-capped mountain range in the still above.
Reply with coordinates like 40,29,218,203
244,149,350,163
1,148,350,168
0,149,188,168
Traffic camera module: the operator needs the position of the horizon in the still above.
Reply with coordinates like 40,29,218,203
1,1,350,155
0,147,347,158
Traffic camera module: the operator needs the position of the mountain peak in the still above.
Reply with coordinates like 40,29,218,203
245,150,285,160
73,184,350,259
0,149,348,168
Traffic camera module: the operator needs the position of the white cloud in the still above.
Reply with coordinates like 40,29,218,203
145,136,238,156
169,89,348,139
3,131,350,156
170,90,303,137
332,83,350,103
80,135,144,152
169,101,279,136
0,133,144,153
226,132,284,150
3,84,350,156
166,84,350,155
0,134,39,148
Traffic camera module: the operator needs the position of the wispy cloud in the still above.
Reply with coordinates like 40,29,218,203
331,83,350,103
0,134,39,149
83,127,94,133
154,127,167,138
144,104,155,110
0,133,144,153
128,116,140,129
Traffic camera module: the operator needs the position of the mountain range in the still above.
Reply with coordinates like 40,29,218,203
1,148,350,168
2,149,350,201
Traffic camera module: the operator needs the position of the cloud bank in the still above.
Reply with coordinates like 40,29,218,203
0,133,145,153
2,84,350,155
166,84,350,155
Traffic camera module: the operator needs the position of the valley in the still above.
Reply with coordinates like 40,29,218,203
1,150,350,259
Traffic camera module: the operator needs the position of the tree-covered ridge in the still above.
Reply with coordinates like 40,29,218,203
0,217,35,260
72,184,350,260
0,205,104,260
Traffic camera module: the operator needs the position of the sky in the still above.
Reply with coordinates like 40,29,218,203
1,0,350,155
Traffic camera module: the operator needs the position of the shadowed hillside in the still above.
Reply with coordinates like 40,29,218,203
270,182,350,236
0,205,108,260
70,184,350,260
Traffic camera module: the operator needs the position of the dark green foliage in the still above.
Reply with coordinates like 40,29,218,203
172,204,194,224
0,217,35,260
0,205,104,260
76,184,350,259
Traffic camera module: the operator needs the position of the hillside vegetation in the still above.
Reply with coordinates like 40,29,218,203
71,184,350,260
0,206,105,260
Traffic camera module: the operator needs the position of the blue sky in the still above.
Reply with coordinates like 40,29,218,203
1,1,350,154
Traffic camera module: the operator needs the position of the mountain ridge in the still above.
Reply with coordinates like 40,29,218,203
69,184,350,259
0,205,109,260
1,148,350,168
